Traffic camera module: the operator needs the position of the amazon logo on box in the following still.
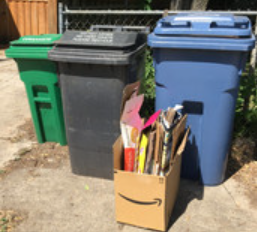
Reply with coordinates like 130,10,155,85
118,193,162,206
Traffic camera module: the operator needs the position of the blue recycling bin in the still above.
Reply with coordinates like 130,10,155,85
148,13,255,185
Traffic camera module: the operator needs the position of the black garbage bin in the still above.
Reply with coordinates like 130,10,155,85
48,26,147,179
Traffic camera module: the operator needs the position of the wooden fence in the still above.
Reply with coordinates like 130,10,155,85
0,0,57,43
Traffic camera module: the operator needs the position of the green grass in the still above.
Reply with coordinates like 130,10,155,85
0,218,8,232
234,63,257,138
140,49,155,118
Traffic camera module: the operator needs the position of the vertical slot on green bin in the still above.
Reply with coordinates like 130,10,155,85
37,102,58,142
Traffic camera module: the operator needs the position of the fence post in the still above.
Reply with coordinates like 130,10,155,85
58,2,63,34
250,16,257,71
64,3,69,32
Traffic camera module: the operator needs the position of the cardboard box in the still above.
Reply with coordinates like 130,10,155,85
113,123,189,231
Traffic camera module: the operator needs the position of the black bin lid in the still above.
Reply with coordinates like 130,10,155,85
48,27,148,65
57,30,138,48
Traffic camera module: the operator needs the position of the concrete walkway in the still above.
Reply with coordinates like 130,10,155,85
0,167,256,232
0,52,32,167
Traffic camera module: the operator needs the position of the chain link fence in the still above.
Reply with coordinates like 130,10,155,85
60,6,257,33
64,13,161,31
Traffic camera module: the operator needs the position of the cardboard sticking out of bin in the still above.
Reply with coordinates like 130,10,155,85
119,81,186,176
113,81,190,231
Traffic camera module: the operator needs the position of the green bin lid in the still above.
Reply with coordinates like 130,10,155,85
6,34,62,59
11,34,62,46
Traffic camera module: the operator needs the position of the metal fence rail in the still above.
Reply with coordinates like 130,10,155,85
62,9,257,15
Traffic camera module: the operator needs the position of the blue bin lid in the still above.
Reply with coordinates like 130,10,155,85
148,13,255,51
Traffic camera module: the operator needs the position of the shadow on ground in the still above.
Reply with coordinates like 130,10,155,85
168,179,204,229
167,136,257,230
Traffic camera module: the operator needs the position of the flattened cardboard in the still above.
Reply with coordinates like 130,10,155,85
113,136,123,170
170,115,188,162
120,81,141,117
160,108,176,173
113,127,189,231
153,121,162,175
121,94,144,130
144,130,156,174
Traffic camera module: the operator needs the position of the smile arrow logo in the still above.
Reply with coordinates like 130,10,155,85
118,193,162,206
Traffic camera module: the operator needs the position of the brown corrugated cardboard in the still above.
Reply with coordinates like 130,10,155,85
170,115,188,163
144,129,156,174
153,121,163,175
113,126,189,231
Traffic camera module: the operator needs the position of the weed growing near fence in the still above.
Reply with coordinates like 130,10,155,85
234,64,257,138
140,49,155,118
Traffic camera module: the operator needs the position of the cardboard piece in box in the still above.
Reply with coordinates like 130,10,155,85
120,81,141,117
113,116,189,231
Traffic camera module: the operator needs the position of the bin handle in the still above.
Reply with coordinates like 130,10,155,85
34,97,51,103
165,18,245,30
90,25,150,34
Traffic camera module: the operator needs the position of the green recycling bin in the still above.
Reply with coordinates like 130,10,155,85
5,34,67,145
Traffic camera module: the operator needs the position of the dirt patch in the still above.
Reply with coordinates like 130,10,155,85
0,119,36,143
0,210,27,232
0,142,69,180
228,137,256,175
0,119,69,180
10,119,37,143
228,137,257,208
